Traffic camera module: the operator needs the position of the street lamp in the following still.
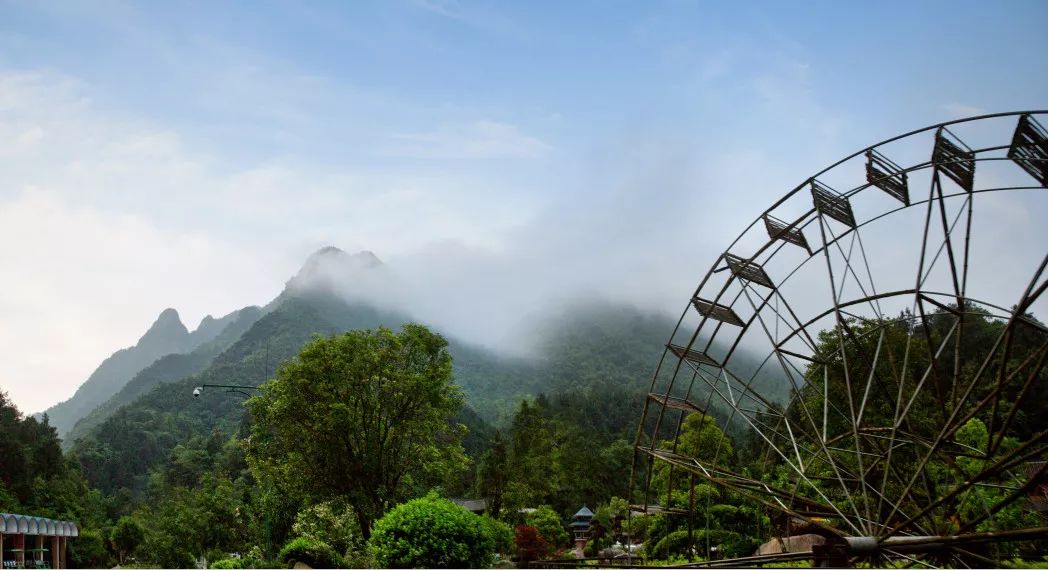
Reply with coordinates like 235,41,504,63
191,381,268,557
191,383,259,399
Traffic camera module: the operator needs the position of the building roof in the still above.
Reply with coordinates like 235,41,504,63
628,503,687,515
0,513,79,537
573,506,594,519
755,534,826,556
450,499,487,513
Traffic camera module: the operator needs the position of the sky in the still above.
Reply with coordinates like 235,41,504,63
1,0,1046,414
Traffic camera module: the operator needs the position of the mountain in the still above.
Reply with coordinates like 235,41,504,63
67,246,790,496
533,299,791,401
68,248,539,493
62,306,264,447
60,247,383,443
39,307,246,438
286,247,382,291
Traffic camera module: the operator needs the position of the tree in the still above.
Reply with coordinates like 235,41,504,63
525,505,568,550
279,537,345,569
761,307,1048,559
68,530,114,569
110,516,144,564
290,500,362,558
476,430,508,519
514,525,549,564
247,325,468,537
367,493,496,568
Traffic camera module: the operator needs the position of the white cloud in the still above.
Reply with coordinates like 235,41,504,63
0,187,280,415
942,102,987,118
383,121,552,159
413,0,464,20
0,70,544,413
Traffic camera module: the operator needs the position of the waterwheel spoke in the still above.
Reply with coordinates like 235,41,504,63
633,113,1048,566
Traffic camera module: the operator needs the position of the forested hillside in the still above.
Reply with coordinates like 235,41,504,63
33,247,798,568
70,296,344,494
40,307,254,438
63,306,264,447
0,392,112,567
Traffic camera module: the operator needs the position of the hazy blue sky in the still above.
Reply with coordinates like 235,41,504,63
1,0,1046,413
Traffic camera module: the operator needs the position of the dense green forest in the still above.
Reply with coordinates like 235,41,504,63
6,250,1043,568
64,307,265,447
0,240,724,565
40,307,255,439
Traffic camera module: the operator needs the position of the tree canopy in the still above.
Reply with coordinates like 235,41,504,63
246,324,468,537
367,493,497,569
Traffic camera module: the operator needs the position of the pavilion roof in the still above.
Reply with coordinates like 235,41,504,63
0,513,78,537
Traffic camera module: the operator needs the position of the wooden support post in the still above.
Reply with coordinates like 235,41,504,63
52,536,60,569
688,473,695,562
60,536,67,570
36,535,44,565
16,534,25,568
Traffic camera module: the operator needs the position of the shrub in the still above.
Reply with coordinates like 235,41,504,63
482,516,514,556
648,529,692,560
368,494,496,568
68,529,114,569
1003,558,1048,569
210,558,247,569
514,524,549,564
524,505,568,548
291,500,362,556
648,529,739,561
110,516,145,564
279,536,345,569
624,513,651,542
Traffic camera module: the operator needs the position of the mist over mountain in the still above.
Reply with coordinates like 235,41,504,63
65,245,733,495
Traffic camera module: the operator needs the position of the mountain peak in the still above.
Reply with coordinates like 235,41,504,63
298,247,382,273
303,246,381,266
287,247,384,294
312,245,346,257
139,308,189,348
152,307,184,328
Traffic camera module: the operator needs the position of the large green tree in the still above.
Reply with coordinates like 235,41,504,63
246,324,468,537
110,516,144,564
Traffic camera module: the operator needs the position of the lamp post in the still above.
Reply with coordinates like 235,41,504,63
192,382,269,559
192,383,260,399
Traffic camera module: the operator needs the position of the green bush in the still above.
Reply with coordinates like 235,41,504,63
647,529,743,561
648,529,692,560
210,558,248,569
481,516,514,556
624,513,651,541
68,529,114,569
368,493,496,568
279,536,345,569
1003,558,1048,569
524,505,568,549
110,516,145,564
718,531,759,560
291,500,362,556
140,530,196,569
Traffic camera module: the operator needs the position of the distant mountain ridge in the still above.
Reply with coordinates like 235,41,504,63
39,307,250,437
43,247,385,442
61,306,264,447
61,245,790,496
